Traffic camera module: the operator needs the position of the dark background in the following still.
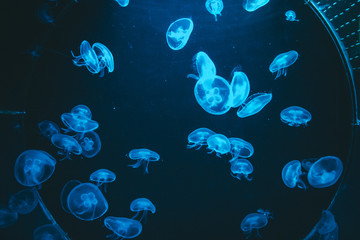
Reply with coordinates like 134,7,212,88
1,0,358,239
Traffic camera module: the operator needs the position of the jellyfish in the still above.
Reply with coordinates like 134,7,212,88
92,42,114,77
188,51,216,81
128,148,160,174
229,137,254,159
60,180,81,213
38,120,60,139
114,0,129,7
230,158,253,181
285,10,299,22
33,224,63,240
280,106,312,127
67,183,108,221
90,169,116,192
281,160,307,189
301,158,318,171
14,150,56,187
0,205,18,229
71,40,100,74
71,104,92,120
187,127,216,149
130,198,156,222
206,134,231,157
303,210,338,240
307,156,343,188
241,209,272,238
166,18,194,50
8,188,38,215
237,93,272,118
61,113,99,133
104,216,142,239
230,70,250,108
269,50,299,79
78,131,101,158
205,0,224,21
51,134,82,160
242,0,270,12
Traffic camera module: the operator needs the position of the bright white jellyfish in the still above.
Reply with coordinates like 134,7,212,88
230,68,250,108
114,0,129,7
285,10,299,21
166,18,194,50
205,0,224,21
269,50,299,79
237,93,272,118
280,106,312,127
243,0,270,12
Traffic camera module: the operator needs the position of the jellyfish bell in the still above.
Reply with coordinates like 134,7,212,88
71,105,92,120
242,0,270,12
92,42,114,77
33,224,63,240
60,179,81,213
130,198,156,222
230,158,254,181
72,40,100,74
0,204,18,229
51,134,82,160
61,113,99,133
188,51,216,81
38,120,60,139
187,127,216,149
230,71,250,108
269,50,299,79
104,216,142,239
78,131,101,158
166,18,194,51
241,209,272,238
229,137,254,158
206,134,231,157
280,106,312,127
237,93,272,118
8,188,38,215
285,10,299,21
205,0,224,21
90,169,116,192
114,0,130,7
281,160,307,189
128,149,160,174
307,156,343,188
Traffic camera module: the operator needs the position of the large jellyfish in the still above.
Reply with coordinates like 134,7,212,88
229,137,254,159
230,70,250,108
243,0,270,12
0,205,18,229
78,131,101,158
205,0,224,21
307,156,343,188
130,198,156,222
8,188,38,215
280,106,312,127
207,134,231,157
281,160,307,189
128,149,160,174
38,120,60,139
229,158,254,181
241,209,272,238
51,134,82,160
187,127,216,149
269,50,299,79
166,18,194,50
303,210,338,240
237,93,272,118
188,51,216,80
104,217,142,239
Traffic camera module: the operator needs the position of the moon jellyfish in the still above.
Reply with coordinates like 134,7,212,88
128,149,160,174
187,127,216,149
229,137,254,159
78,131,101,158
230,70,250,108
67,183,108,221
71,104,92,120
269,50,299,79
0,205,18,229
14,150,56,187
303,210,338,240
93,42,115,77
130,198,156,222
61,113,99,133
38,120,60,139
205,0,224,21
90,169,116,192
71,40,100,74
60,180,81,213
280,106,312,127
301,158,318,171
114,0,130,7
285,10,299,22
241,209,272,238
207,134,231,157
8,188,38,215
230,158,253,181
237,93,272,118
307,156,343,188
188,51,216,81
33,224,63,240
282,160,307,189
166,18,194,50
51,134,82,160
243,0,270,12
104,216,142,239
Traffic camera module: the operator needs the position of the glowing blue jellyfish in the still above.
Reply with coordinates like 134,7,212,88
104,216,142,239
205,0,224,21
187,127,216,149
38,120,60,139
8,188,38,215
230,70,250,108
78,131,101,158
51,134,82,160
90,169,116,192
14,150,56,187
207,134,231,157
61,113,99,133
71,40,100,74
188,51,216,81
303,210,338,240
229,137,254,159
61,180,81,213
285,10,299,21
307,156,343,188
243,0,270,12
114,0,129,7
241,209,272,238
71,104,92,120
0,205,18,229
166,18,194,50
269,50,299,79
33,224,63,240
280,106,312,127
128,149,160,174
67,183,108,221
93,43,115,77
237,93,272,118
301,158,317,171
230,158,253,181
281,160,307,189
130,198,156,221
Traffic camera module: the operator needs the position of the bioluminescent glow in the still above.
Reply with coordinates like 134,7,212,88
280,106,312,127
307,156,343,188
166,18,194,50
269,50,299,79
71,104,92,120
33,224,63,240
130,198,156,221
188,51,216,80
90,169,116,186
128,148,160,174
207,134,231,156
114,0,129,7
241,209,272,238
187,127,216,149
61,113,99,133
230,70,250,108
237,93,272,118
0,205,18,229
281,160,307,189
51,134,82,160
38,120,60,139
301,158,317,171
243,0,270,12
285,10,299,21
93,43,115,77
303,210,338,240
205,0,224,21
229,137,254,159
61,180,81,213
78,131,101,158
8,188,38,215
104,216,142,239
230,158,253,181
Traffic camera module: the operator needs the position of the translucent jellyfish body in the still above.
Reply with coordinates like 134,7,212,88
206,134,231,156
280,106,312,127
230,71,250,108
269,50,299,79
237,93,272,118
130,198,156,221
285,10,299,21
205,0,224,21
229,137,254,159
51,134,82,160
61,180,81,213
67,183,108,221
61,113,99,133
78,131,101,158
14,150,56,187
303,210,338,240
93,43,115,77
115,0,129,7
230,158,253,181
188,51,216,81
104,217,142,239
90,169,116,191
187,127,216,149
281,160,307,189
166,18,194,50
33,224,63,240
71,104,92,120
241,209,272,238
71,40,100,74
307,156,343,188
243,0,270,12
8,188,38,215
38,120,60,139
128,149,160,174
0,205,18,229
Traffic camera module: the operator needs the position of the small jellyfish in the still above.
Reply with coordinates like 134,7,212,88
230,158,253,181
187,127,216,149
280,106,312,127
114,0,130,7
104,216,142,239
241,209,272,238
281,160,307,189
67,183,108,221
92,43,114,77
61,113,99,133
307,156,343,188
207,134,231,157
78,131,101,158
237,93,272,118
303,210,338,240
128,149,160,174
130,198,156,222
269,50,299,79
14,150,56,187
285,10,299,22
33,224,63,240
71,40,100,74
166,18,194,50
8,188,38,215
229,137,254,159
205,0,224,21
188,51,216,81
242,0,270,12
230,70,250,108
301,158,318,172
71,104,92,120
38,120,60,139
0,205,18,229
90,169,116,192
60,180,81,213
51,134,82,160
